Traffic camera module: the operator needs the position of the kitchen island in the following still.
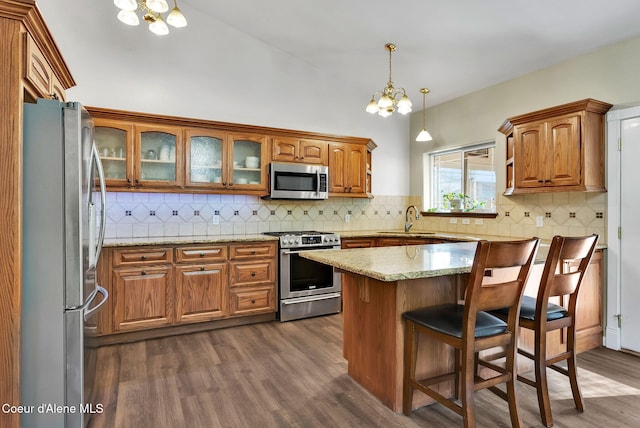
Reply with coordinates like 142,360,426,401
300,241,552,412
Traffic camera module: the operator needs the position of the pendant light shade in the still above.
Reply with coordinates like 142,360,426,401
416,88,433,142
146,0,169,13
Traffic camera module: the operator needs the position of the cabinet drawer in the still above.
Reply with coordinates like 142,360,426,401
176,245,227,263
113,247,173,267
229,287,275,315
229,242,277,259
230,260,276,286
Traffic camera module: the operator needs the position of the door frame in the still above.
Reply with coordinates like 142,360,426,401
605,105,640,350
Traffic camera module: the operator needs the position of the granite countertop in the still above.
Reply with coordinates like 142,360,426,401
102,234,279,248
301,241,551,282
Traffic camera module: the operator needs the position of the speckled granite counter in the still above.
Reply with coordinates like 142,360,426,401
301,240,550,282
103,234,278,247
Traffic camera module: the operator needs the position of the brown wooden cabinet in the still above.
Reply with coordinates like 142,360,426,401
94,118,135,187
135,123,184,188
342,236,449,249
228,242,277,315
113,265,175,332
23,33,67,101
96,241,277,341
341,238,377,249
499,99,612,195
329,143,366,196
272,137,328,165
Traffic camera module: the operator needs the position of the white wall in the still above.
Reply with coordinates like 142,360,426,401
409,34,640,197
36,1,410,196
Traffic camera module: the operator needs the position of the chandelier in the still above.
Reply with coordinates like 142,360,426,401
365,43,412,117
114,0,187,36
415,88,433,142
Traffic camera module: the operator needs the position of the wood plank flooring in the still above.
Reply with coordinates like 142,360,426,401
87,314,640,427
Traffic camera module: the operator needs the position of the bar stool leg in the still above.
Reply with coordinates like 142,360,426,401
403,321,418,415
505,341,522,428
567,327,584,412
461,350,476,428
535,331,554,427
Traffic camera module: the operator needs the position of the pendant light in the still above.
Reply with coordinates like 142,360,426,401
366,43,412,117
114,0,187,34
416,88,433,142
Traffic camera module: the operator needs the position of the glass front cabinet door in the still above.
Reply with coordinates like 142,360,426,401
185,129,225,188
228,133,268,191
135,124,183,188
93,119,134,187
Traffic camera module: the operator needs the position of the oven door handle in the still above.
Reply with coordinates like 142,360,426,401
281,246,339,256
282,293,341,305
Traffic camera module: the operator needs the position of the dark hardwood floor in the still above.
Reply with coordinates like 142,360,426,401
88,314,640,428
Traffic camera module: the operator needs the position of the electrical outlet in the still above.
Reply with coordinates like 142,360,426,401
344,214,351,223
462,219,470,225
212,214,220,225
475,219,484,225
536,216,544,227
450,218,457,224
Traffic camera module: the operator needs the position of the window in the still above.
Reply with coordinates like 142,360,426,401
427,142,496,212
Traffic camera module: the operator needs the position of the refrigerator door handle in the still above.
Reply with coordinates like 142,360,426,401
83,285,108,321
89,144,107,269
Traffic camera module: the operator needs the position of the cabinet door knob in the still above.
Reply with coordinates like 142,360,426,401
222,181,227,186
199,253,205,257
141,271,146,276
141,255,147,260
135,179,140,185
251,272,256,277
127,178,132,184
250,299,256,304
229,182,233,186
200,266,205,271
545,179,552,183
538,180,544,183
251,250,256,254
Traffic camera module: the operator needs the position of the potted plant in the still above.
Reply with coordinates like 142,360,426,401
442,192,466,211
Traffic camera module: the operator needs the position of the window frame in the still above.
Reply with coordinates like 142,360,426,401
424,141,497,218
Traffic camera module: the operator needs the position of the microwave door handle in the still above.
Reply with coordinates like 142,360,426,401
316,170,321,194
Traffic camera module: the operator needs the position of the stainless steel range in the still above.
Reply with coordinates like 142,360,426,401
263,231,341,321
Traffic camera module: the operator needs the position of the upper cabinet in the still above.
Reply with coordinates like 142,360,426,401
88,107,375,197
22,33,68,101
499,99,612,195
272,137,328,165
328,141,375,197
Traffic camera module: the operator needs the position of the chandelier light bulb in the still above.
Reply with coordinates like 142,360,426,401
396,94,412,115
377,94,393,109
366,98,380,114
114,0,137,11
378,108,393,118
117,9,140,25
167,2,187,28
149,14,169,35
146,0,169,13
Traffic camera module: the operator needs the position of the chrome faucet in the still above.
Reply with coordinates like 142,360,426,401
405,205,421,232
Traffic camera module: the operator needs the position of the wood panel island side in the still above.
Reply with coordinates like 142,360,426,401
300,241,604,413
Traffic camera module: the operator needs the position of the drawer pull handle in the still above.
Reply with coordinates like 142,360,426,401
251,250,256,254
250,299,256,304
199,253,205,257
141,255,147,260
200,266,205,271
251,272,256,277
141,271,146,276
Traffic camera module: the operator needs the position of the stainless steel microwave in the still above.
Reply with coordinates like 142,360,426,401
266,162,329,200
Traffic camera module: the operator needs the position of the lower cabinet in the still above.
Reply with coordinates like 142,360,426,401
113,265,175,332
341,236,449,249
98,241,277,339
175,262,228,323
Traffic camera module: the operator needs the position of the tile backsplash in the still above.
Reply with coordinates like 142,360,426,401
103,191,606,244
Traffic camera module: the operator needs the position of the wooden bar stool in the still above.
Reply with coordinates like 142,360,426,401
402,238,539,428
492,234,598,427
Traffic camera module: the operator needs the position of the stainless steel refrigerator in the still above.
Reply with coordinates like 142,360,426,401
22,99,108,427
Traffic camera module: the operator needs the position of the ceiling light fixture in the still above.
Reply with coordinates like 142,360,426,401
366,43,412,118
416,88,433,142
114,0,187,35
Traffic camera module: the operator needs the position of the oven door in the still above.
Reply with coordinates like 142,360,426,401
280,246,341,299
